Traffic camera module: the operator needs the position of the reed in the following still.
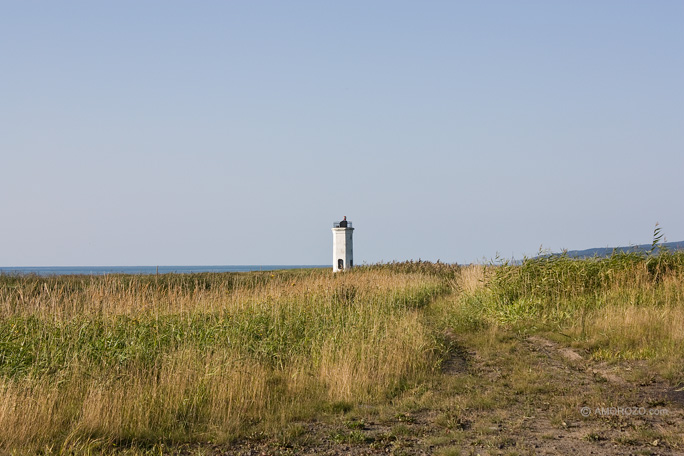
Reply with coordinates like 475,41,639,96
2,252,683,453
453,251,684,382
0,267,446,452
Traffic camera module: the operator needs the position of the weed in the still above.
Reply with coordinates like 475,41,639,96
434,446,461,456
344,418,366,430
331,430,372,444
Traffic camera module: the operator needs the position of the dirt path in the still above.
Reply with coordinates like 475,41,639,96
180,330,683,455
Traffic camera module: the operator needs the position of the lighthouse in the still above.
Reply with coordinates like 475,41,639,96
332,216,354,272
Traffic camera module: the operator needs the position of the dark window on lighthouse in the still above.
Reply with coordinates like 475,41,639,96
338,259,344,270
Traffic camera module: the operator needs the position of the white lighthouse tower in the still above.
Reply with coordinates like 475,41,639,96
332,216,354,272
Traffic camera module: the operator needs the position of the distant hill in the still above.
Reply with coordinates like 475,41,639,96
557,241,684,259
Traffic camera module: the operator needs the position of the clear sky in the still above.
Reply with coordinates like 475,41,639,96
1,1,683,266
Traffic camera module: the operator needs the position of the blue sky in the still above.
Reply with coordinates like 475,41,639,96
1,1,683,266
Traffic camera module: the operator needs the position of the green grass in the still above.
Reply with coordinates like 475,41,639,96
442,250,684,382
1,251,683,453
0,267,449,452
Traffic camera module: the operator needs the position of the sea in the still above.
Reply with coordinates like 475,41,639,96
0,265,330,277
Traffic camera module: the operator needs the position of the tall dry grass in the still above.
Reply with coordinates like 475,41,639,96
5,253,681,452
452,251,684,382
0,267,446,452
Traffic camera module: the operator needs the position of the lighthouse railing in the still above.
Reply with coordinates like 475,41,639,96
333,221,353,228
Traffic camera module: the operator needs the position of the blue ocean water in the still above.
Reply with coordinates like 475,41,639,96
0,265,329,276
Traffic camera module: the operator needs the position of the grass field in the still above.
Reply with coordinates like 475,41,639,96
1,252,683,455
